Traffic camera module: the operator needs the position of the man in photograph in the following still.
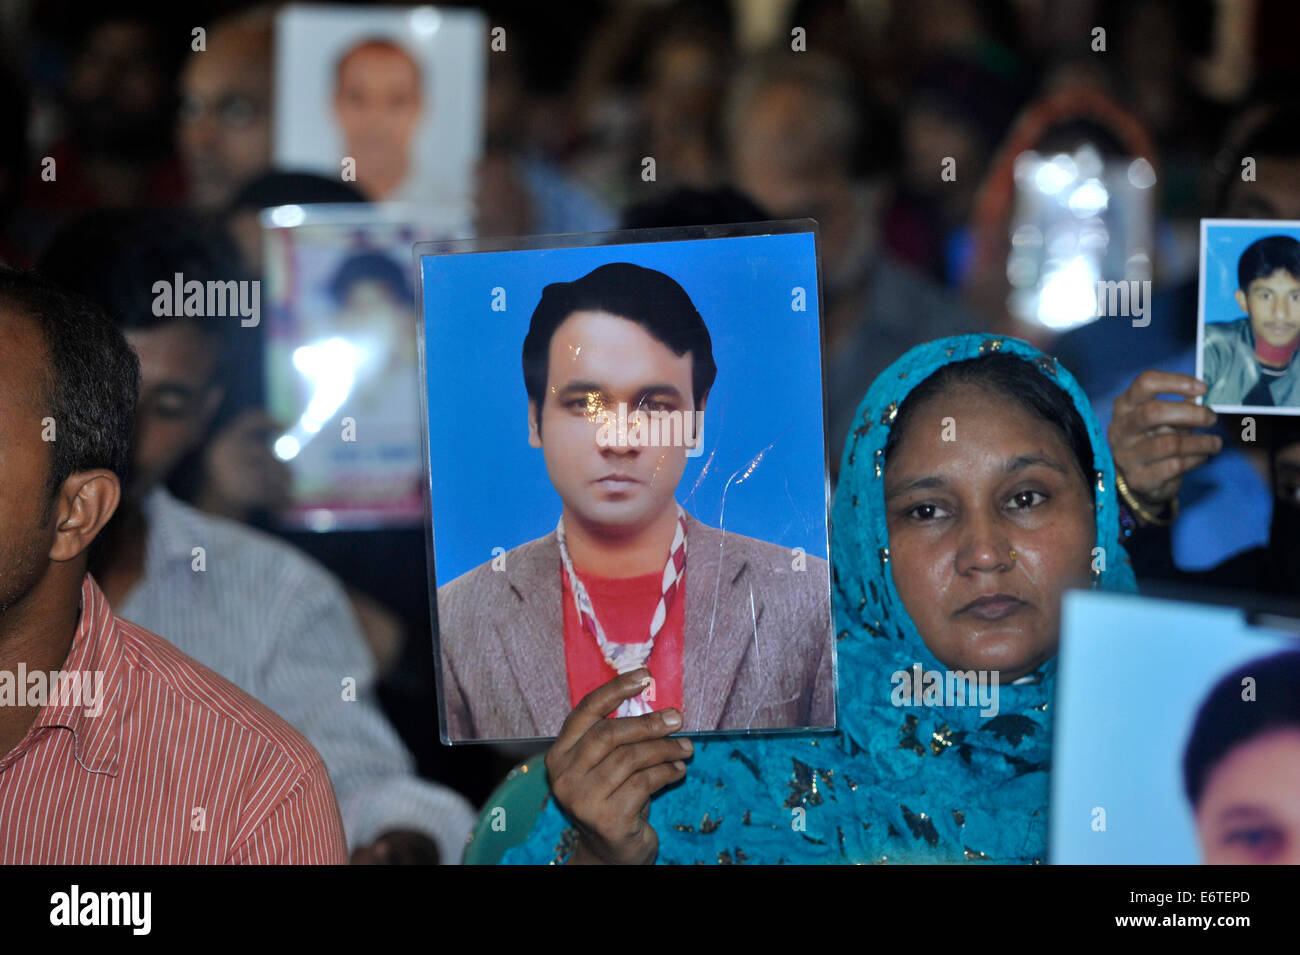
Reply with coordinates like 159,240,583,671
332,38,425,201
436,262,833,740
1204,234,1300,408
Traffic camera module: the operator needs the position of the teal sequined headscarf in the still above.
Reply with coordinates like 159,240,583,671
502,334,1137,865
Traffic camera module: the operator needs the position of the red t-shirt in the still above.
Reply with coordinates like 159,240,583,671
561,565,685,717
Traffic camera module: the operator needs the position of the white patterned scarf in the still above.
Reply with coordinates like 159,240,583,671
556,505,688,717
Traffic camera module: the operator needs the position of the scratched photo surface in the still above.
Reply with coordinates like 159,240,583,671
419,228,836,743
1052,590,1300,864
1196,219,1300,416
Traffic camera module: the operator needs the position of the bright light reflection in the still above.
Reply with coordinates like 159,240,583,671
274,336,363,460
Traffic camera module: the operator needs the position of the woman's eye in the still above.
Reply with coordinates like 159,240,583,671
907,502,949,521
1007,489,1047,510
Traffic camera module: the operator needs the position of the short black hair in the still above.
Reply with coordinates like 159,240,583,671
226,171,366,216
883,353,1096,502
619,186,770,231
1214,105,1300,215
1183,650,1300,809
328,251,413,307
36,209,245,337
0,268,139,503
1237,234,1300,291
521,262,717,413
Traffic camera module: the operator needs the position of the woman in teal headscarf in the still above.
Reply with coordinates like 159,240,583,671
500,333,1138,864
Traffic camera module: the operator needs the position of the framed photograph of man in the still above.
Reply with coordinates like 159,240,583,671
1051,588,1300,864
264,201,463,530
418,223,836,744
1196,219,1300,415
273,4,485,212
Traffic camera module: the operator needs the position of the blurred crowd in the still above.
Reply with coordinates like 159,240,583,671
1,0,1299,861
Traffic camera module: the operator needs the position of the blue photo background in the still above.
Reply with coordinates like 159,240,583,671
420,231,828,583
1202,219,1300,325
1051,589,1299,863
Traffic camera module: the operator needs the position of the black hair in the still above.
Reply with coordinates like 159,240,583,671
882,353,1096,502
36,209,246,337
1183,650,1300,809
0,268,140,506
36,210,251,505
522,263,716,416
327,251,413,307
0,63,28,221
1237,234,1300,291
226,171,366,216
620,186,770,231
1214,105,1300,215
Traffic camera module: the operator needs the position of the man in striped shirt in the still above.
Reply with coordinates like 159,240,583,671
40,210,476,864
0,269,348,863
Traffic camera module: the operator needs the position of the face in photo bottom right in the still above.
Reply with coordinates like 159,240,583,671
1183,649,1300,864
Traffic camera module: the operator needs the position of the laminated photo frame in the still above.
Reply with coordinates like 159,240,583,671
274,3,485,210
1196,218,1300,416
416,221,838,744
263,201,466,530
1052,587,1300,864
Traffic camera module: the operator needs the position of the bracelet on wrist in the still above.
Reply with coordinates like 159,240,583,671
1114,470,1177,527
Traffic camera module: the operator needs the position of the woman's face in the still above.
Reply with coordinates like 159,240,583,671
1196,727,1300,864
884,382,1096,681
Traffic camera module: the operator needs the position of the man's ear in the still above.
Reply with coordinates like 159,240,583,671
1235,288,1249,314
48,470,121,563
528,400,542,448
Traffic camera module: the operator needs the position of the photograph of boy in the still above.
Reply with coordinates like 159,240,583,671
1203,234,1300,408
436,262,834,741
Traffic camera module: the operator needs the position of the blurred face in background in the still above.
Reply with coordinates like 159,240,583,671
67,20,170,159
900,98,985,222
333,42,423,199
1223,156,1300,221
645,32,726,188
1277,442,1300,508
124,319,221,500
179,22,273,211
730,79,843,220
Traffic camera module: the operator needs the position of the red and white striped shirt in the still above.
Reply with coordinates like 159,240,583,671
0,575,348,863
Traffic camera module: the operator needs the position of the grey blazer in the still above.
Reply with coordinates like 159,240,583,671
436,514,834,740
